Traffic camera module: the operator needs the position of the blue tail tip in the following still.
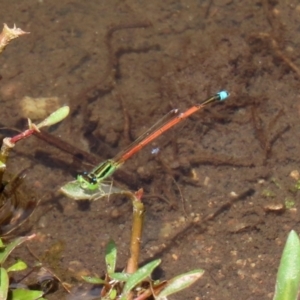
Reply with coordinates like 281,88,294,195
217,90,229,101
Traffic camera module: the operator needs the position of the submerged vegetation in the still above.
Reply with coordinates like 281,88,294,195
0,24,70,299
81,190,204,300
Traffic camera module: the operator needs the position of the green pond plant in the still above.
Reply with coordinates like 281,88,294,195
81,189,204,300
0,105,70,187
273,230,300,300
0,105,69,299
0,105,70,238
0,24,70,299
0,234,47,300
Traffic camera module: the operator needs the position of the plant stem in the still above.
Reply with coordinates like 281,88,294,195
0,128,36,185
0,138,15,187
126,189,145,274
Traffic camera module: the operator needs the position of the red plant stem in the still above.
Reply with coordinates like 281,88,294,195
0,127,37,182
9,128,35,144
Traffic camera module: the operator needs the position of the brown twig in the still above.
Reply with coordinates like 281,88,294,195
204,0,214,18
172,177,187,217
257,32,300,78
188,151,259,167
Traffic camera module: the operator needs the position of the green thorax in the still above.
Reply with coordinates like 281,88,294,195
77,159,120,190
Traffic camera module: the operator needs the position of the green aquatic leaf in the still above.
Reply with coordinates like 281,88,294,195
105,240,117,274
156,269,204,298
82,276,105,284
9,288,45,300
0,267,9,300
110,272,130,282
0,235,35,264
273,230,300,300
7,259,27,272
109,288,117,299
36,106,69,129
120,259,161,299
60,180,123,201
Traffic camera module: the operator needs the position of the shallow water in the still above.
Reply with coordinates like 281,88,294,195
1,0,300,299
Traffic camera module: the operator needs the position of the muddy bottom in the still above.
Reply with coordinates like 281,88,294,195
1,0,300,299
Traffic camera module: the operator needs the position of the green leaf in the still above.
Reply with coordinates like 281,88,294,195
110,272,130,282
0,235,35,264
105,240,117,274
273,230,300,300
82,276,105,284
0,267,9,300
157,269,204,298
60,180,123,201
109,288,117,299
9,288,44,300
7,259,28,272
36,106,69,129
121,259,161,299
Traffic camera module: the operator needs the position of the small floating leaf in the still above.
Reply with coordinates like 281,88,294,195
273,230,300,300
109,288,117,299
7,259,28,272
10,288,45,299
105,240,117,274
121,259,161,299
60,181,123,201
0,234,35,264
110,272,130,282
82,276,105,284
0,268,9,300
36,106,70,129
157,269,204,298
